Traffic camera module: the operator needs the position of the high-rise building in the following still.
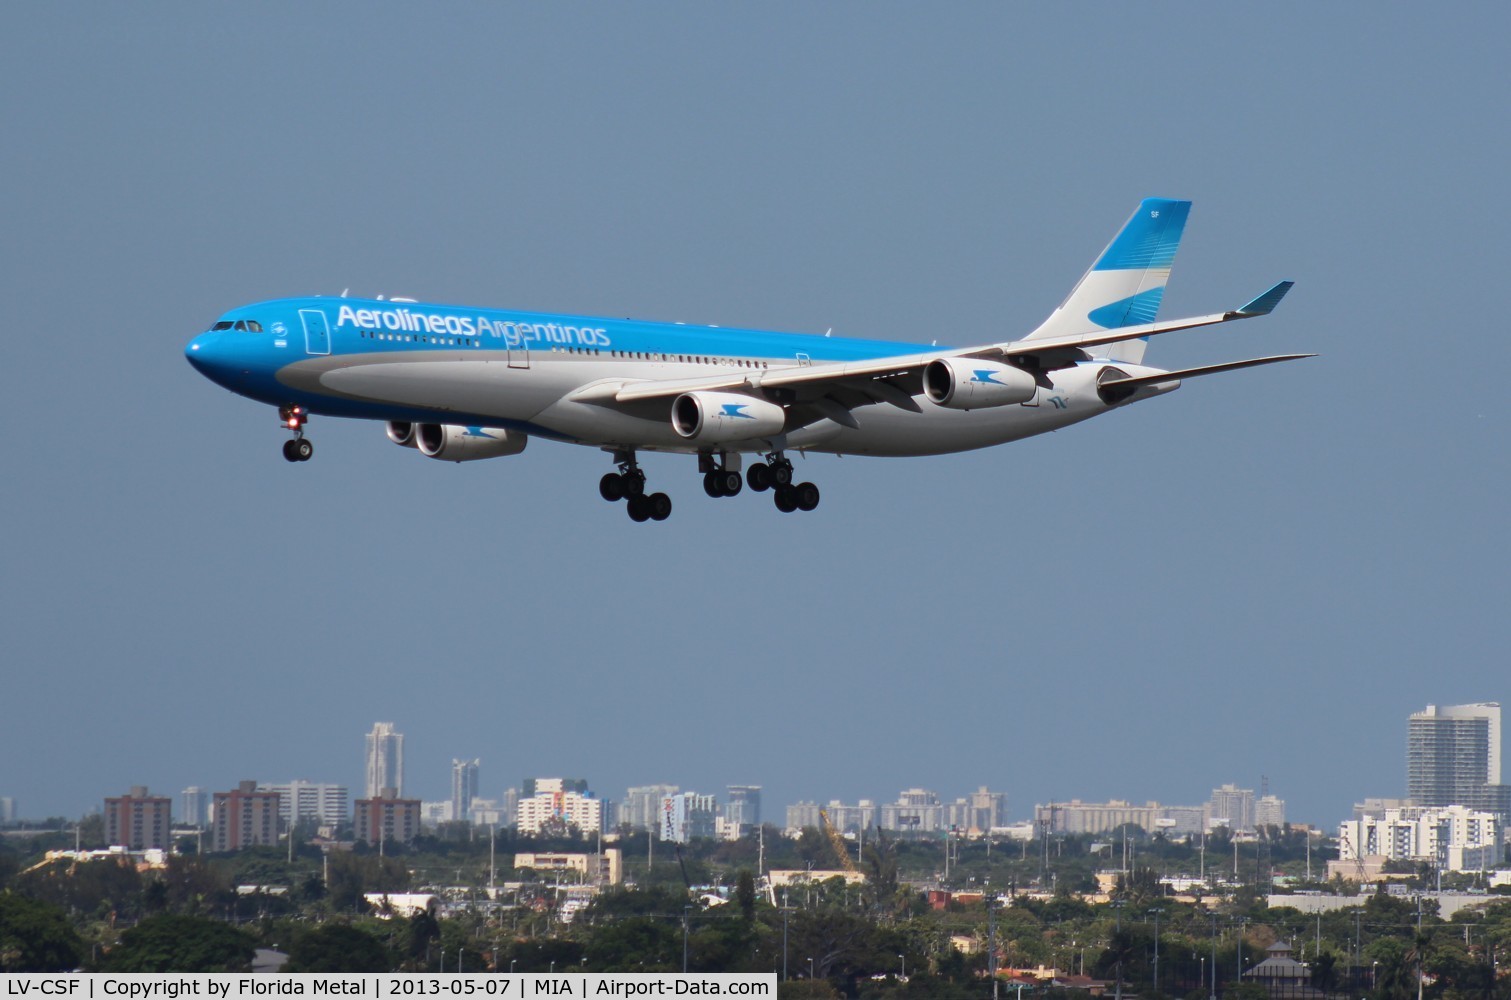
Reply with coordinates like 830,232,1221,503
525,777,587,796
0,797,15,823
660,792,717,843
258,781,349,828
1408,703,1509,817
785,801,821,831
365,722,405,799
452,759,480,823
213,781,281,852
355,788,422,845
1256,794,1286,829
180,787,207,829
621,785,680,831
517,779,602,835
1208,784,1257,831
879,788,943,833
947,787,1009,834
1036,800,1163,835
725,786,762,831
104,787,172,850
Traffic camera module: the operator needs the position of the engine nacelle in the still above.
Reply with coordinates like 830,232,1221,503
672,392,786,443
415,424,528,462
922,358,1037,410
386,421,418,447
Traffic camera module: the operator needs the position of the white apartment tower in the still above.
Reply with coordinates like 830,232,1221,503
452,759,480,822
365,722,405,799
258,780,350,827
1408,703,1509,817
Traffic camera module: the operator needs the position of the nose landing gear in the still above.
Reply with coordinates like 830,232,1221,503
280,405,312,462
599,450,671,522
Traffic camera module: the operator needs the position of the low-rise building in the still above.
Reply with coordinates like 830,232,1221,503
514,849,622,885
1338,803,1500,873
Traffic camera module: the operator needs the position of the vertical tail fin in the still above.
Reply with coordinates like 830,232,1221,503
1022,197,1191,364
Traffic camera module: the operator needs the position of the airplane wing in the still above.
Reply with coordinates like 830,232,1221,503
604,281,1295,409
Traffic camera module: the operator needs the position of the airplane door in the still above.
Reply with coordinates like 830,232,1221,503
300,309,331,355
507,326,530,369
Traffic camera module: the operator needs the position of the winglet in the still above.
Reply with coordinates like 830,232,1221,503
1235,280,1294,316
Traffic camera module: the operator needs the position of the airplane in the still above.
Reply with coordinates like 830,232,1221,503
185,198,1310,521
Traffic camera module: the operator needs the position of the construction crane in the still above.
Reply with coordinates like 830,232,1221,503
819,809,858,873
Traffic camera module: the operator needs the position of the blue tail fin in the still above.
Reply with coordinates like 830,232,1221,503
1024,198,1191,364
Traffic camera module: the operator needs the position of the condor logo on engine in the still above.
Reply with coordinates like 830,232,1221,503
673,392,786,442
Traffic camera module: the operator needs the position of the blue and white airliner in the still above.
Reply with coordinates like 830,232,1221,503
186,198,1309,521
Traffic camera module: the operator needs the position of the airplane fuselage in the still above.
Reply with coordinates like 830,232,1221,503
186,296,1150,459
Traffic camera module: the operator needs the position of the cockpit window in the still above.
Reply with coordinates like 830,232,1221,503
233,320,247,331
247,320,262,332
211,321,233,331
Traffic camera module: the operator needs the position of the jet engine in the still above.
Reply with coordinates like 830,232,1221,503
671,392,786,443
922,358,1037,410
415,424,528,462
386,421,418,447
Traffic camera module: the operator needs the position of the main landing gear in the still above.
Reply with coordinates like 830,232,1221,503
598,451,672,522
700,452,743,498
745,453,820,513
596,449,820,521
280,404,313,463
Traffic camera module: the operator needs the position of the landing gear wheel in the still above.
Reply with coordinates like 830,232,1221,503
294,438,313,462
622,472,646,498
747,462,772,492
773,485,798,513
771,462,793,487
703,472,723,498
283,440,300,463
718,470,742,496
600,472,625,502
648,492,673,521
627,495,652,522
795,482,820,511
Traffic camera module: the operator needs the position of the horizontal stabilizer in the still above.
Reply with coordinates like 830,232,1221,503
1236,280,1294,316
1098,354,1316,390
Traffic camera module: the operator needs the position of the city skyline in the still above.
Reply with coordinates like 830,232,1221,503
4,6,1505,836
8,696,1509,833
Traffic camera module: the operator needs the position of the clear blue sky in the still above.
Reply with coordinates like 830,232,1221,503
2,5,1506,827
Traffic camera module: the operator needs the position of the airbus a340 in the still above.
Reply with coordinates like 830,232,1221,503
186,198,1309,521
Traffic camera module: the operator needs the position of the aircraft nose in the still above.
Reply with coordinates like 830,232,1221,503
185,331,234,381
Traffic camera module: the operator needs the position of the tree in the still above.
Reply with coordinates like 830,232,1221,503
737,870,757,921
399,910,440,969
863,829,901,913
99,914,255,972
0,893,84,972
1112,866,1163,908
285,923,390,973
